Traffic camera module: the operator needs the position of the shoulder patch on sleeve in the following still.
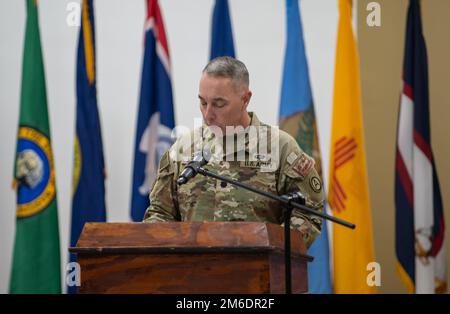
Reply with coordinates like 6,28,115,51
291,153,315,179
310,176,322,193
287,152,298,165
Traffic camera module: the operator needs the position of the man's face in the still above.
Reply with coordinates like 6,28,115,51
198,73,252,132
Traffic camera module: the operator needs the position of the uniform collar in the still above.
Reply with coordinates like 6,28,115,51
200,112,266,159
201,112,260,141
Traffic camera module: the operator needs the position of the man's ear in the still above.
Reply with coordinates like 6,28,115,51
242,90,252,109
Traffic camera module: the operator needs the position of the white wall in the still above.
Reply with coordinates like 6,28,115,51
0,0,338,293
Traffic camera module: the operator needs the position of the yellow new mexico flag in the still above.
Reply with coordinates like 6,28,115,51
328,0,377,293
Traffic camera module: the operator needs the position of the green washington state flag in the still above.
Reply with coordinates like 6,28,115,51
10,0,61,294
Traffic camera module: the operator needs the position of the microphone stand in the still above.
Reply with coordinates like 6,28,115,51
192,166,355,294
281,191,304,294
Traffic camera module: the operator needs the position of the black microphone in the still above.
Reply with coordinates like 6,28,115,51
177,152,208,185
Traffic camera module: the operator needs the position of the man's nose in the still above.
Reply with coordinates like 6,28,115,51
204,104,216,122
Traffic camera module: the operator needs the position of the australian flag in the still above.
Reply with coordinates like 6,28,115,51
69,0,106,293
130,0,175,221
395,0,446,294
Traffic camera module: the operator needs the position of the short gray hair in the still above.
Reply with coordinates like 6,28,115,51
202,56,249,89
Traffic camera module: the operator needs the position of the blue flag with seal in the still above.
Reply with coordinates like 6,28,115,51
278,0,332,293
131,0,175,221
210,0,235,59
69,0,106,293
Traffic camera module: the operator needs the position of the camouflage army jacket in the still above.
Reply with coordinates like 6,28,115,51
143,112,324,247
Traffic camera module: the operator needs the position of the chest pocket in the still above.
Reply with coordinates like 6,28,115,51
176,161,282,223
240,166,277,192
176,162,216,221
216,162,280,223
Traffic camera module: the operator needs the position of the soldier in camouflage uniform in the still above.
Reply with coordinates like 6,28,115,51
143,56,324,248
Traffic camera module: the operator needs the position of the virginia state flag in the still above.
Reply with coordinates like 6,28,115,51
210,0,235,59
131,0,175,221
10,0,61,293
328,0,377,293
395,0,446,294
279,0,331,294
69,0,106,293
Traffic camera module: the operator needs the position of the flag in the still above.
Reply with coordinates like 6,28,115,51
131,0,175,221
210,0,235,59
68,0,106,293
395,0,446,294
328,0,377,293
278,0,331,294
10,0,61,293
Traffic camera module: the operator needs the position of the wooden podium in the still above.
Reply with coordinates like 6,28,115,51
69,222,312,294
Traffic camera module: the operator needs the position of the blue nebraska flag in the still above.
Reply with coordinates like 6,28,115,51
395,0,446,293
130,0,175,222
279,0,332,293
69,0,106,293
210,0,235,59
